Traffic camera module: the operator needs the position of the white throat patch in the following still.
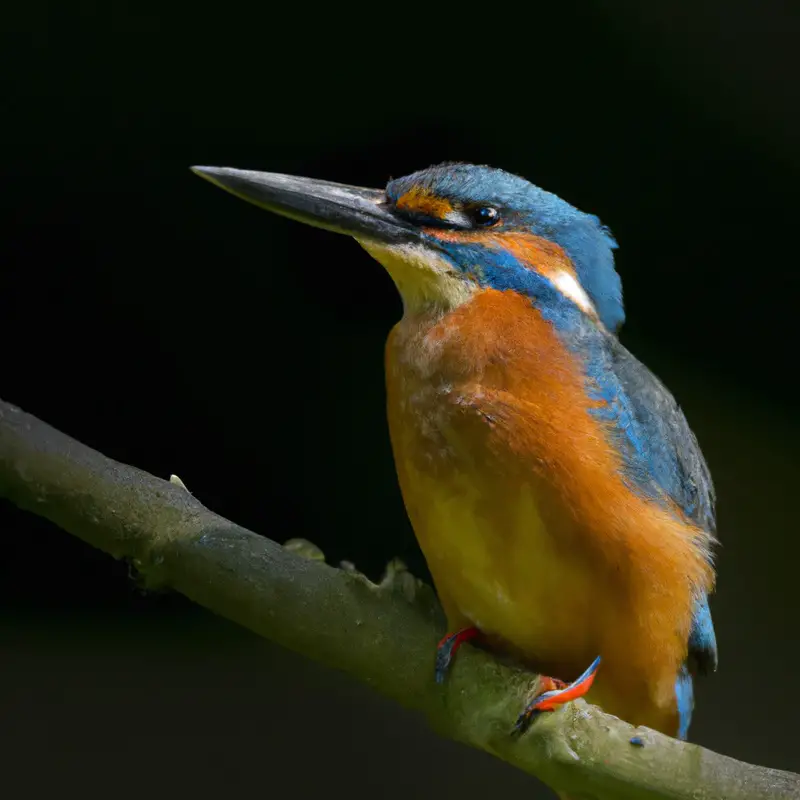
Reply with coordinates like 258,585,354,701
357,239,475,313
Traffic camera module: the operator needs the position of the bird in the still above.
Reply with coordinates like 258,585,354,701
191,161,718,743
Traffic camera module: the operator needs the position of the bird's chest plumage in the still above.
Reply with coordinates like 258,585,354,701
384,295,609,673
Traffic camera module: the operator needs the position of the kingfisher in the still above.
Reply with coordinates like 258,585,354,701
192,162,718,743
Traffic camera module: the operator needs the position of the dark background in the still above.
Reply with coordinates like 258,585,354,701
2,2,799,798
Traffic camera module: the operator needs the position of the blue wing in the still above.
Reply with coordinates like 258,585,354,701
592,335,718,674
602,337,716,532
593,335,718,738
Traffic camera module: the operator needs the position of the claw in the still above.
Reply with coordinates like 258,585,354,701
514,656,601,733
435,627,480,684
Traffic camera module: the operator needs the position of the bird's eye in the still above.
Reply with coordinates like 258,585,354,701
470,206,499,227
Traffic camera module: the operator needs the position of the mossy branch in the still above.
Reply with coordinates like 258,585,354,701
0,397,797,800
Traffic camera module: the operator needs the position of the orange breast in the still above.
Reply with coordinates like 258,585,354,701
384,289,713,735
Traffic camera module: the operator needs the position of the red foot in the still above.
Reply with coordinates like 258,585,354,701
435,627,481,684
514,656,601,732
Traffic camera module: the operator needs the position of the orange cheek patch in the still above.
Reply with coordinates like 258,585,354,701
395,187,454,219
426,229,579,282
497,232,579,282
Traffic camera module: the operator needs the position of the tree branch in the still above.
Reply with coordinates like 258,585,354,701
0,397,796,800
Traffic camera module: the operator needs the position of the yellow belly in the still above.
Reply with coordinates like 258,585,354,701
398,454,601,678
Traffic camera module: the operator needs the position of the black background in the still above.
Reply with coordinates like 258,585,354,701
2,3,799,798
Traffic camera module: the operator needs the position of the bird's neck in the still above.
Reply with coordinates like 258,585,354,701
388,286,604,395
389,289,523,387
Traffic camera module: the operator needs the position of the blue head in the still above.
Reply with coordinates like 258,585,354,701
191,162,624,331
385,163,623,329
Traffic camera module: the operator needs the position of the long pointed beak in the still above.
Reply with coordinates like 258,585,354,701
191,166,418,244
